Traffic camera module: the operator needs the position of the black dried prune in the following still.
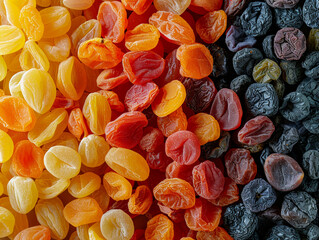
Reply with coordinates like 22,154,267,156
260,147,274,166
262,35,277,61
281,191,317,228
302,51,319,79
299,175,319,193
240,2,272,37
233,48,263,75
300,224,319,240
306,134,319,151
201,131,231,159
272,78,285,100
206,44,228,79
266,225,301,240
274,27,306,61
241,178,277,213
296,78,319,108
303,0,319,28
280,92,311,122
223,203,258,240
225,25,257,52
230,75,253,96
303,110,319,134
266,0,300,8
269,125,299,154
245,83,279,117
302,150,319,180
280,60,303,85
274,7,303,29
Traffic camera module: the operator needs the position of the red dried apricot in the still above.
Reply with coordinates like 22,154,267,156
157,107,188,137
96,64,129,90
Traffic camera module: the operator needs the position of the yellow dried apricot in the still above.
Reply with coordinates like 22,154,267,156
0,25,25,55
0,129,13,163
19,5,44,41
68,172,101,198
103,171,132,201
38,34,71,62
0,206,15,238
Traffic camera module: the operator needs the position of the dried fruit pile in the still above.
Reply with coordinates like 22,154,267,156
0,0,318,239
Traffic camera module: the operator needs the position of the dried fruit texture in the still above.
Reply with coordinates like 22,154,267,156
35,170,70,199
176,43,214,79
7,176,38,214
223,0,246,16
11,140,44,178
128,185,153,214
253,59,282,83
193,161,225,200
191,0,223,11
125,24,160,51
210,88,243,131
100,209,134,240
69,172,101,198
157,107,188,137
238,116,275,146
44,146,81,179
266,0,299,8
0,25,25,55
264,153,304,191
0,129,14,163
209,178,239,207
35,197,69,239
154,0,191,15
140,127,164,153
196,10,227,44
0,206,15,238
38,35,71,63
63,0,95,10
71,19,102,56
197,227,233,240
145,214,174,240
13,226,51,240
105,147,150,181
125,82,159,112
3,0,35,27
105,111,148,149
146,148,172,171
103,171,132,201
165,130,201,165
83,92,112,135
122,0,153,15
63,197,103,227
68,108,89,140
97,64,128,90
19,5,44,41
152,80,186,117
99,90,125,112
122,51,165,85
225,148,257,185
97,1,127,43
0,56,7,82
185,198,222,232
78,38,124,70
153,178,196,210
166,161,198,186
0,96,36,132
188,113,220,145
149,11,195,45
41,131,78,152
19,40,50,71
28,108,68,147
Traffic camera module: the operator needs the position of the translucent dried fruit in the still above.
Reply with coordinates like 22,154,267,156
0,206,15,238
145,214,174,240
0,129,13,163
63,0,95,10
197,227,233,240
105,147,150,181
44,145,81,179
209,178,240,207
38,34,71,62
42,132,78,152
7,176,38,214
122,0,153,15
128,185,153,215
139,127,164,153
63,197,103,227
0,25,25,55
157,107,188,137
0,56,7,82
3,0,36,27
103,171,132,201
98,90,125,112
166,161,197,186
68,108,89,140
97,64,128,90
13,226,51,240
88,222,105,240
19,5,44,41
154,0,190,15
69,172,101,198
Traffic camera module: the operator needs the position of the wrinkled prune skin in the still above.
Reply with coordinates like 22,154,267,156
302,51,319,79
306,134,319,151
299,175,319,193
201,131,231,159
206,44,228,79
281,191,318,228
299,223,319,240
266,225,301,240
245,83,279,117
280,60,303,85
258,207,285,225
303,0,319,28
223,203,258,240
272,78,285,100
230,75,253,96
303,110,319,134
280,92,310,122
274,7,303,29
241,178,277,213
308,29,319,51
302,150,319,180
296,78,319,108
262,35,277,61
269,125,299,154
233,48,264,75
266,0,300,8
225,25,257,52
240,2,272,37
260,147,274,166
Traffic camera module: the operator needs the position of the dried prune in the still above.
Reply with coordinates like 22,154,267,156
225,25,256,53
299,175,319,193
296,78,319,108
206,44,227,78
230,75,253,96
260,147,273,166
264,153,304,191
274,7,303,29
274,27,306,61
281,191,317,228
303,0,319,28
272,78,286,100
245,83,279,117
201,131,231,159
252,59,281,83
280,60,303,85
223,203,258,240
303,150,319,180
280,92,310,122
300,224,319,240
262,35,277,61
241,178,277,213
269,125,299,154
233,48,263,75
302,51,319,79
266,0,300,8
303,110,319,134
266,225,301,240
240,2,272,37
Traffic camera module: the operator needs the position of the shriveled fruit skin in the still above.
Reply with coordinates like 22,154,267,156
145,214,174,240
19,5,44,41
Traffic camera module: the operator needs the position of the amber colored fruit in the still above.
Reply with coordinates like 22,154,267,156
96,64,128,90
68,108,89,141
188,113,220,145
78,38,124,70
89,186,111,213
98,90,125,112
139,127,164,153
0,96,36,132
191,0,223,11
0,206,15,238
154,0,191,15
196,10,227,44
122,0,153,15
152,80,186,117
208,178,240,207
63,197,103,227
176,43,214,79
128,185,153,214
197,227,233,240
145,214,174,240
157,107,188,137
105,147,150,181
103,171,132,201
0,25,25,55
63,0,95,10
149,11,195,45
19,5,44,41
13,226,51,240
68,172,101,198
